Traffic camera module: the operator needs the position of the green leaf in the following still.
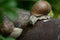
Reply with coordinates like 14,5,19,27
0,11,3,23
6,37,15,40
1,0,17,9
0,0,5,4
53,12,60,19
5,1,17,8
0,35,5,40
0,35,15,40
46,0,60,19
48,10,54,17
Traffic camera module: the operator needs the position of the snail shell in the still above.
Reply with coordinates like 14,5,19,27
0,16,14,36
31,1,51,16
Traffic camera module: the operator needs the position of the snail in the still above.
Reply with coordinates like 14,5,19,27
30,1,51,24
31,1,51,16
0,16,14,36
16,1,60,40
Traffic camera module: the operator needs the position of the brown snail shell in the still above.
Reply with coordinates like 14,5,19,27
31,1,51,16
0,16,14,36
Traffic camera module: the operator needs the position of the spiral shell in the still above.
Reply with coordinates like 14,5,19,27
31,1,51,16
0,16,14,36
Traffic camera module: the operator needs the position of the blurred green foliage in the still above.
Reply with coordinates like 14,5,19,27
17,0,38,10
0,0,17,40
0,0,17,22
0,35,15,40
0,11,3,23
46,0,60,19
48,10,54,17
